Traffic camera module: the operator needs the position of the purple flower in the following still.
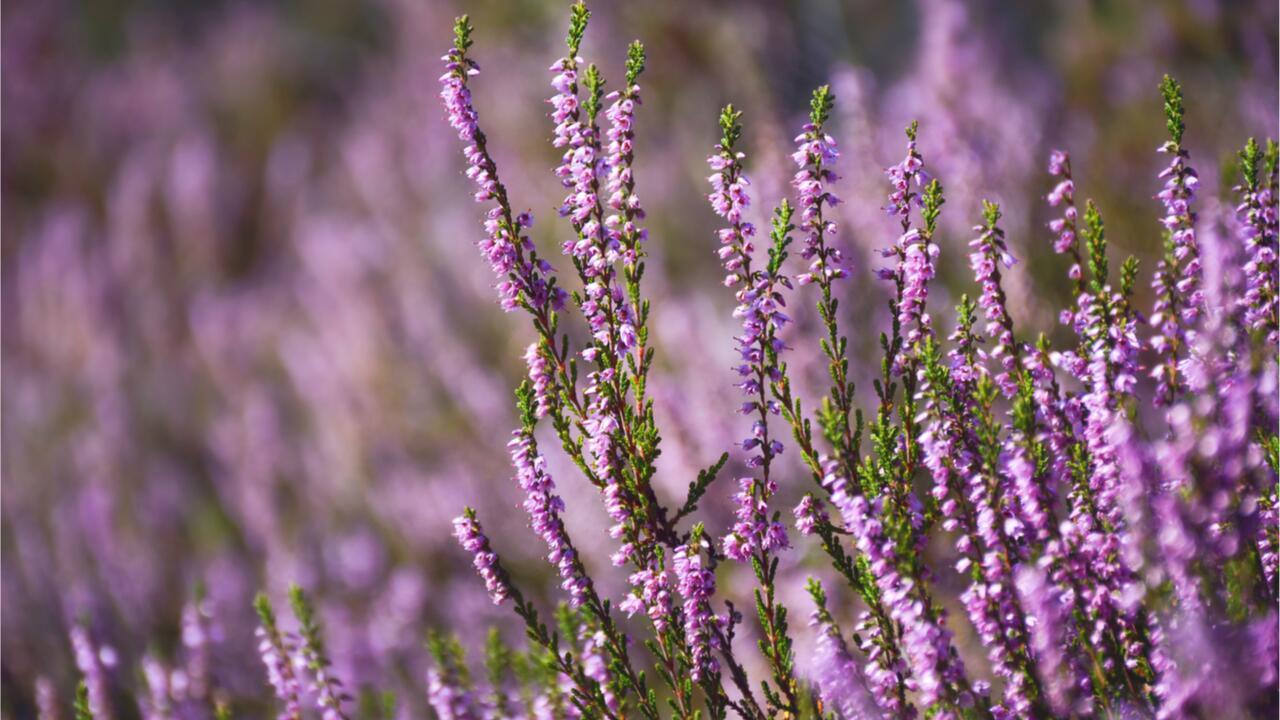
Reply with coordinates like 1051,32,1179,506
673,537,720,681
603,42,648,268
793,88,847,287
1015,562,1092,717
254,594,304,720
828,478,970,712
36,677,59,720
897,228,938,357
426,668,482,720
1046,150,1086,314
809,609,884,719
524,342,554,419
180,600,210,701
509,429,592,607
549,56,584,211
581,629,618,713
452,511,509,605
440,20,566,315
885,125,927,225
708,106,792,563
1235,138,1279,343
619,561,673,632
1149,76,1204,405
793,494,828,536
288,586,351,720
582,368,635,567
968,201,1019,396
139,656,171,720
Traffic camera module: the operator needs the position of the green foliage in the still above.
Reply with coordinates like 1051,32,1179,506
674,452,729,522
428,630,473,689
452,15,474,53
805,577,832,625
767,201,794,277
922,179,945,235
625,41,646,87
809,84,834,127
981,198,1001,227
567,3,590,56
1260,431,1280,475
718,104,743,150
254,592,279,633
485,627,513,710
289,584,325,663
1240,137,1262,190
1160,74,1184,145
1083,200,1108,294
516,379,539,431
583,64,605,122
73,682,94,720
357,688,397,720
1119,255,1140,308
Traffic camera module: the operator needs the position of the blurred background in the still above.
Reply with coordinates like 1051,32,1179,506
3,0,1276,716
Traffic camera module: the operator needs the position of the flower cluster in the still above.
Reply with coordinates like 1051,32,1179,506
1047,149,1087,316
452,510,508,606
404,46,1280,720
43,9,1279,720
253,594,304,720
441,21,564,316
1236,138,1280,344
510,419,591,608
1149,75,1204,404
707,105,791,563
968,201,1019,396
793,86,846,287
673,535,721,682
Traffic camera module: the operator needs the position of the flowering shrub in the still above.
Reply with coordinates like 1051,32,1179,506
425,6,1279,718
23,3,1280,720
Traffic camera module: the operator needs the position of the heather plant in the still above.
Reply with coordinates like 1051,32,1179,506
11,3,1279,720
424,6,1277,719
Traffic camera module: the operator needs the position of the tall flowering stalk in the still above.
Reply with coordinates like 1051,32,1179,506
549,6,674,585
441,13,595,490
919,322,1042,717
672,526,720,684
606,42,653,394
1236,137,1280,346
830,481,972,716
510,382,593,608
1149,75,1203,405
426,632,483,720
450,508,637,720
1056,201,1160,703
884,122,931,367
793,86,860,474
707,104,799,716
288,585,350,720
893,150,941,372
440,20,564,317
254,594,304,720
968,201,1019,397
442,13,680,719
805,579,882,720
1047,150,1086,311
